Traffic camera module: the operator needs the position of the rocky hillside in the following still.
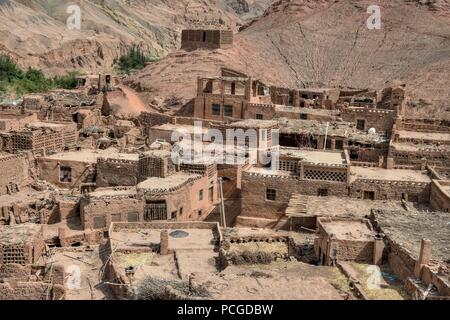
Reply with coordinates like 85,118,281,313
126,0,450,118
0,0,273,74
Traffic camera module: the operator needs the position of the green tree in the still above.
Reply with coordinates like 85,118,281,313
116,46,158,74
0,55,22,82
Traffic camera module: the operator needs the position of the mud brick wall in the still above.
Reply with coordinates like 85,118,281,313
0,154,28,196
195,94,246,120
181,30,233,49
390,147,450,167
0,113,37,131
80,197,143,230
96,158,138,187
241,172,348,220
334,240,374,263
350,179,431,203
0,264,32,280
341,108,394,134
385,237,416,281
0,282,51,300
37,158,93,189
430,180,450,212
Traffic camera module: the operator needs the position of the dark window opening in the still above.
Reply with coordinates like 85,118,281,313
202,32,207,42
212,104,221,116
363,191,375,200
357,119,366,131
266,188,277,201
256,114,264,120
224,105,233,117
60,166,72,183
318,189,328,197
335,140,344,150
199,189,204,201
300,113,308,120
231,82,236,95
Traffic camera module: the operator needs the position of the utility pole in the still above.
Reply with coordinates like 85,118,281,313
323,121,330,151
218,177,226,228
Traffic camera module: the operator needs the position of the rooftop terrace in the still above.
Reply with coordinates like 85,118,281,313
350,167,431,183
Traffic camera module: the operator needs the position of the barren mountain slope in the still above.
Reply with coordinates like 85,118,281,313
0,0,273,74
127,0,450,117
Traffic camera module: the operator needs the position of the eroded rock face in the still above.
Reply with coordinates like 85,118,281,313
0,0,274,74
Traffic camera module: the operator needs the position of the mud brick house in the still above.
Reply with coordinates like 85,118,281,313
341,107,396,136
0,111,38,131
388,117,450,169
315,217,383,266
79,149,219,231
238,148,351,227
0,120,78,156
80,188,143,231
349,167,431,202
138,150,175,181
0,153,28,196
430,180,450,212
37,149,139,190
181,29,233,50
0,224,45,265
137,170,217,223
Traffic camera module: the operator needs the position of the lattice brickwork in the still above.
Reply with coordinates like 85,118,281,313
304,169,347,182
0,245,26,265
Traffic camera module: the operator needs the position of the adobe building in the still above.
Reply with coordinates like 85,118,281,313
181,29,233,50
0,153,28,196
430,180,450,212
194,71,342,122
238,148,351,228
0,224,45,265
0,120,78,156
315,217,383,266
388,117,450,169
36,149,139,190
349,167,431,202
0,111,38,131
284,193,410,230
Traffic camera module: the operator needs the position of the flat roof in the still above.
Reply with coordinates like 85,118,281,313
398,130,450,142
286,194,410,218
274,105,339,116
0,223,42,245
229,119,278,129
43,149,139,163
141,149,172,158
319,219,376,241
373,209,450,262
111,228,216,252
279,148,346,165
350,167,431,183
87,188,137,198
278,118,354,137
390,141,450,152
137,172,201,191
151,123,209,134
27,121,71,129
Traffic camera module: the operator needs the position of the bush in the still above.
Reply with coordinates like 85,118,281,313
0,55,22,82
53,71,79,90
0,54,80,95
116,46,158,74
